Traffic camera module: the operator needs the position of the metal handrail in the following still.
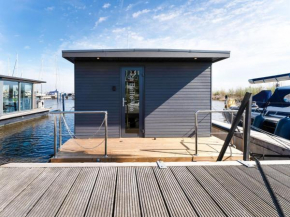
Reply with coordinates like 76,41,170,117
50,110,108,158
194,110,239,156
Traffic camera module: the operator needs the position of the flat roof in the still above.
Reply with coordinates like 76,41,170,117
62,48,230,63
0,75,46,84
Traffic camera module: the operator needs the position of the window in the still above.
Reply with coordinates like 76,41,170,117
20,82,33,111
3,81,19,113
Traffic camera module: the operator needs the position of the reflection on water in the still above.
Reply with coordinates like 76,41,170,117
0,100,74,163
0,100,225,163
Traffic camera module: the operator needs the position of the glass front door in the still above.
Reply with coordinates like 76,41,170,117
121,67,144,137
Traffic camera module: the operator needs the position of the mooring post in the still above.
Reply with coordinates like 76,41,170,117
62,94,65,111
59,114,62,147
243,95,252,161
104,112,108,157
217,92,252,161
54,116,57,157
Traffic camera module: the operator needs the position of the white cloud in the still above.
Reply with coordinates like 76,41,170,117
54,0,290,91
112,28,127,33
94,17,108,27
103,3,111,9
126,4,133,11
24,46,30,50
45,6,54,11
153,12,179,21
132,9,150,18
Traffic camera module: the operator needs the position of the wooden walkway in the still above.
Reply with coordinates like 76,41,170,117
52,136,243,162
0,161,290,216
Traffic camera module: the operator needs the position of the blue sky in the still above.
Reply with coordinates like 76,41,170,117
0,0,289,92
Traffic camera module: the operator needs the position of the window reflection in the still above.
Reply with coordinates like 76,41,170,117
21,83,32,110
125,70,140,134
3,81,19,113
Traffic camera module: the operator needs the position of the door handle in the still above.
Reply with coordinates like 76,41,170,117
122,98,127,107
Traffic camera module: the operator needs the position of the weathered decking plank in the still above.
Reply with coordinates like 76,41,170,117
269,165,290,177
0,168,60,217
27,168,80,217
56,168,99,217
0,168,28,191
224,166,290,215
205,166,278,216
0,163,290,216
85,167,117,217
238,166,290,203
170,166,226,217
136,167,169,217
187,166,253,217
262,165,290,187
114,167,141,217
153,167,198,217
0,168,44,212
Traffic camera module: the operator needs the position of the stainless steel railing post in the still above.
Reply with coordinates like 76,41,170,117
195,112,198,155
59,114,62,147
54,116,57,157
104,112,108,157
50,110,109,157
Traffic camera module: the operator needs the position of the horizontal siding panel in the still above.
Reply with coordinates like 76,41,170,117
75,61,212,138
75,61,120,138
145,62,211,137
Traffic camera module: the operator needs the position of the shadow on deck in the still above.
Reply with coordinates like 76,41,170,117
51,136,243,163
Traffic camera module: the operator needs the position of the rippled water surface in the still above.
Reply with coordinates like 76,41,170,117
0,99,225,163
0,100,74,163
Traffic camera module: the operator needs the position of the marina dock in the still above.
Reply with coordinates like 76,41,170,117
51,136,243,162
212,120,290,159
0,161,289,216
0,108,50,127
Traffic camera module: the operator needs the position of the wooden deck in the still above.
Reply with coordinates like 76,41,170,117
52,136,243,162
0,161,290,216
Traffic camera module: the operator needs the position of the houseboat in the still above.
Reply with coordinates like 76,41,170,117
62,49,230,138
0,75,50,127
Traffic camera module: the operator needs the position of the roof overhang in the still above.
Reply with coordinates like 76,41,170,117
62,49,230,64
249,73,290,84
0,75,46,84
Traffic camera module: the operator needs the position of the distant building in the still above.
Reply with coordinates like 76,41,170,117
63,49,230,138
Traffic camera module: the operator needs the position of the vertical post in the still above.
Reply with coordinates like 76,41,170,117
0,81,3,116
59,114,62,147
195,112,198,155
104,112,108,157
18,82,21,111
62,94,65,111
231,112,234,145
243,95,252,161
217,92,252,161
54,116,57,157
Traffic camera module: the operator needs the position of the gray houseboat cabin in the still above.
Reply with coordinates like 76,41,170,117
62,49,230,138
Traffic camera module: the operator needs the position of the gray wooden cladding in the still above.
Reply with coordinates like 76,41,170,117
75,61,211,137
0,164,285,217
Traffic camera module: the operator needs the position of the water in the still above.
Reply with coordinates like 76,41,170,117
0,100,225,164
212,100,226,122
0,100,75,163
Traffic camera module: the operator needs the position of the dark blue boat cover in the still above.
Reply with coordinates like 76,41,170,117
268,86,290,107
253,90,272,108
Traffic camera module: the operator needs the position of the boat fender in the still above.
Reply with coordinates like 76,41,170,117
274,117,290,140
